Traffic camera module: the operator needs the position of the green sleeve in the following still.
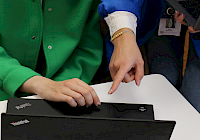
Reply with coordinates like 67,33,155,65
0,47,40,98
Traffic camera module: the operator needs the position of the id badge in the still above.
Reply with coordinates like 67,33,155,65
158,18,181,36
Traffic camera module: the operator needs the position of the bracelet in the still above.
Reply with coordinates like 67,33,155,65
111,31,135,42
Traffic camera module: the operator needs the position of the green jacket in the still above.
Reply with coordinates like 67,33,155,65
0,0,103,100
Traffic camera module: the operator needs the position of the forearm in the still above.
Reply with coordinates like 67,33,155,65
98,1,144,94
19,75,48,94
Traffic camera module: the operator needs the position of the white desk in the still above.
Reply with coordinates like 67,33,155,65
0,74,200,140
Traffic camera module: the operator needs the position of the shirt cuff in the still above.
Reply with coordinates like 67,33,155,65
104,11,137,37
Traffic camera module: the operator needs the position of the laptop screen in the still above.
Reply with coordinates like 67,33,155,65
178,0,200,20
1,113,176,140
166,0,200,30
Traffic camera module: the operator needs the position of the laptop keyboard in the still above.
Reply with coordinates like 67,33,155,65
179,0,200,20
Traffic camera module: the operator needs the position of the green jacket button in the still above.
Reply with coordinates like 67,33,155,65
32,36,36,40
48,45,52,49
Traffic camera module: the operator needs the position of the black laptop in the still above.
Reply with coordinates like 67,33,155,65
166,0,200,30
6,98,154,120
1,113,176,140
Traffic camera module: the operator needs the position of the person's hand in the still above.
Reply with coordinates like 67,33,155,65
174,10,200,33
108,28,144,94
19,76,101,107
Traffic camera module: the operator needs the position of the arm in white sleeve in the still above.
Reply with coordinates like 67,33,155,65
104,11,137,37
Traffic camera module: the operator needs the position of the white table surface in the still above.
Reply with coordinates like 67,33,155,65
0,74,200,140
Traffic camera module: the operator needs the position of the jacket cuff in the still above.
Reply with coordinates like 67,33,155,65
3,67,41,97
104,11,137,37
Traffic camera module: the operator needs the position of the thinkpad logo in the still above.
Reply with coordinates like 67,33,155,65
10,119,30,126
139,107,147,112
15,103,32,110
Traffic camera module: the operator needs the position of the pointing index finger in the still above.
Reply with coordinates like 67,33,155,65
108,66,129,94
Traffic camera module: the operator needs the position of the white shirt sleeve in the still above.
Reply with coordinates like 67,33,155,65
104,11,137,37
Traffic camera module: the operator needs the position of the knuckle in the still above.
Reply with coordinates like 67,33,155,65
110,61,120,69
88,87,94,93
66,97,77,107
66,96,74,103
113,61,121,68
112,62,118,68
63,81,71,87
60,86,67,92
109,64,114,70
81,89,90,95
75,94,83,100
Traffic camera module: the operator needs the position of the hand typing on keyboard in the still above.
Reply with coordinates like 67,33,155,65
174,10,200,33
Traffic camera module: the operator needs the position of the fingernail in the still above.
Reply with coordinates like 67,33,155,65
175,10,178,13
97,102,101,106
137,80,141,86
86,104,91,108
108,89,112,95
175,10,178,16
